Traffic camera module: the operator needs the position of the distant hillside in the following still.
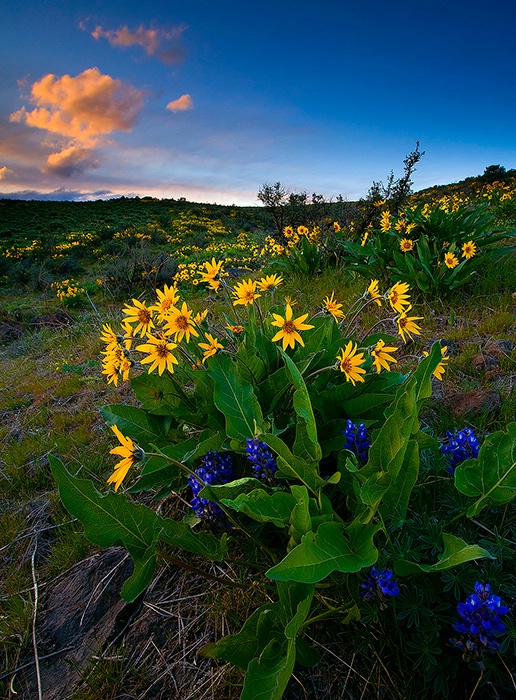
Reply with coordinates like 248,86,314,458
411,165,516,204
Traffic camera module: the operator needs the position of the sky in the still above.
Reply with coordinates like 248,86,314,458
1,0,515,205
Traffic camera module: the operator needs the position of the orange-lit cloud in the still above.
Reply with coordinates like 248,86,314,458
90,23,187,64
43,146,100,177
10,68,145,147
0,166,13,180
166,94,193,112
9,68,145,176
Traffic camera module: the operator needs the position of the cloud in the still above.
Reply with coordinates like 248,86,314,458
0,166,13,180
1,188,116,201
43,145,100,177
9,68,145,177
10,68,145,147
90,23,187,64
166,94,193,112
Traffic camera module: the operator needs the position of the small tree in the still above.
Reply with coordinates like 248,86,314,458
257,181,289,237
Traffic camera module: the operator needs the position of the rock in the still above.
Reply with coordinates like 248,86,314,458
16,547,135,700
442,389,502,416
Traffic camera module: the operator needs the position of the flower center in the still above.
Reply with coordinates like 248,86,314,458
283,321,296,334
138,309,151,324
340,358,352,373
156,341,170,358
176,315,189,330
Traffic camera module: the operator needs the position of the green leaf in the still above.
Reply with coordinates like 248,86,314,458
260,433,327,493
242,638,296,700
129,430,218,493
357,377,418,507
207,353,264,440
266,521,379,583
50,456,158,601
157,516,227,560
454,422,516,516
220,488,297,527
394,533,491,575
379,437,419,522
200,604,278,669
99,404,170,449
130,372,183,415
200,477,266,503
280,349,322,463
288,485,312,546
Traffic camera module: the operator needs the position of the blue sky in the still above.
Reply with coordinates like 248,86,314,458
1,0,515,204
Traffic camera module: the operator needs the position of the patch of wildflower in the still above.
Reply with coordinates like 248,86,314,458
188,451,235,524
440,427,481,473
245,438,278,484
342,420,370,464
360,566,400,608
51,279,85,302
450,582,509,663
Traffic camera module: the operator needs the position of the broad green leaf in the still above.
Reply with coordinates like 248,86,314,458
200,605,278,669
394,533,491,575
207,353,264,440
220,488,297,528
242,638,296,700
129,431,217,493
454,422,516,516
157,516,227,560
288,485,312,546
130,372,183,415
280,349,322,463
357,377,418,506
266,521,379,583
50,456,158,601
379,437,419,522
99,404,171,449
260,433,327,493
200,477,266,503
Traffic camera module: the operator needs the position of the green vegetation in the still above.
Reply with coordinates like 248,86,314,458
1,167,515,699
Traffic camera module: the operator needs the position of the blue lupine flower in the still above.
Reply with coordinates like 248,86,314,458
360,566,400,608
189,451,234,524
451,582,509,662
343,420,370,464
245,438,278,483
440,427,480,473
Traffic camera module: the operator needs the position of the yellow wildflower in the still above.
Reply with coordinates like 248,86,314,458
136,333,179,375
461,241,477,259
123,299,154,337
232,278,261,306
271,304,314,350
198,333,224,362
107,424,143,491
399,238,414,252
388,281,411,313
371,339,398,373
164,302,199,343
322,291,345,321
397,306,423,343
336,341,366,385
444,252,459,269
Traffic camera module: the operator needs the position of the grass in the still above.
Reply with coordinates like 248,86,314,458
0,191,515,699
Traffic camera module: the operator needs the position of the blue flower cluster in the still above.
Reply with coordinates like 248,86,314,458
440,427,480,473
189,451,234,524
360,566,400,607
451,582,509,661
245,438,278,483
343,420,370,464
